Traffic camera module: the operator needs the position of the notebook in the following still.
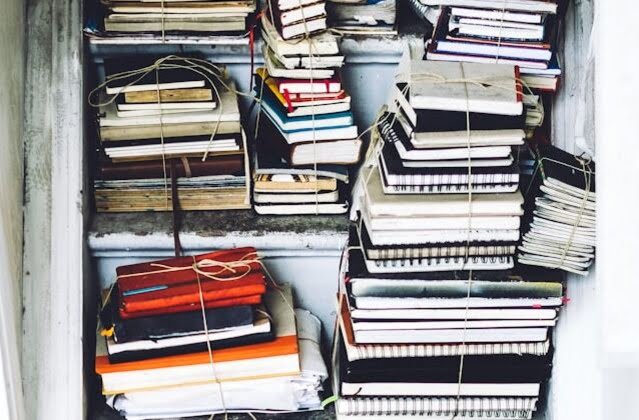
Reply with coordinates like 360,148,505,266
409,60,523,115
259,93,354,132
105,310,274,363
338,309,552,362
261,15,340,56
104,58,208,94
363,167,524,217
417,0,558,14
336,396,538,418
264,46,335,79
338,339,550,395
96,285,299,395
259,114,362,166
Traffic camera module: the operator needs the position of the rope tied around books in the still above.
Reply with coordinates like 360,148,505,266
190,252,294,420
253,0,334,215
88,55,257,161
524,152,594,272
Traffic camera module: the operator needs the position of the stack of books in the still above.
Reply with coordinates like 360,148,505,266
96,248,328,418
92,56,251,212
518,145,596,275
420,1,563,92
252,14,362,215
87,0,257,39
334,60,564,419
327,0,397,35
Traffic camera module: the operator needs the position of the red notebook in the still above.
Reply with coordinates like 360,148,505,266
116,247,266,319
277,74,341,95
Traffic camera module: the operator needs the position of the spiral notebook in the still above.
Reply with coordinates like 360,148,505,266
336,396,537,419
359,222,517,260
377,124,520,186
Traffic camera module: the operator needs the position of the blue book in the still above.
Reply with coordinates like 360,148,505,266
261,93,354,133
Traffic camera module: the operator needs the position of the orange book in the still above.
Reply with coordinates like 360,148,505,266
116,247,266,319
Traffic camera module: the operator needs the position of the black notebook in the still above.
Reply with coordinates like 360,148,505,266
378,113,514,163
338,340,551,397
378,128,520,186
100,286,256,343
359,220,518,261
396,83,526,132
342,349,552,384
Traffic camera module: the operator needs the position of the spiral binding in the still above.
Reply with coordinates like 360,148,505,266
369,244,516,260
336,396,537,417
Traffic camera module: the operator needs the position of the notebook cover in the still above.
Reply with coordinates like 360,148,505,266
439,7,557,50
119,294,263,319
104,295,254,343
98,155,245,180
276,73,341,94
341,342,552,383
378,125,519,182
96,285,298,374
107,326,275,364
116,248,266,318
409,60,523,115
396,83,525,132
254,68,348,111
103,57,215,92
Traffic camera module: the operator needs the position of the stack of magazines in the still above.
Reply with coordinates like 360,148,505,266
420,0,563,92
333,61,565,419
97,248,328,419
92,56,251,212
252,13,362,215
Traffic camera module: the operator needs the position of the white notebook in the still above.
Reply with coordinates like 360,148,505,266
353,327,548,344
364,169,524,217
409,60,523,115
341,381,541,397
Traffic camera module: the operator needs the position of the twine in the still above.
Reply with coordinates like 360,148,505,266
523,152,594,271
88,55,257,161
255,0,338,215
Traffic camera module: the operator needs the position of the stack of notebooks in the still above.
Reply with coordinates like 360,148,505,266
327,0,398,35
252,15,362,215
86,0,257,40
421,1,563,92
266,0,329,40
334,60,564,419
92,57,251,212
96,248,328,419
518,145,596,275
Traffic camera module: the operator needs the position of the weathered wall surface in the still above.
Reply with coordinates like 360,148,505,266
0,0,26,418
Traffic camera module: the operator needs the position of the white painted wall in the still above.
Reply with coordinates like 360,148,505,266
0,0,26,419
